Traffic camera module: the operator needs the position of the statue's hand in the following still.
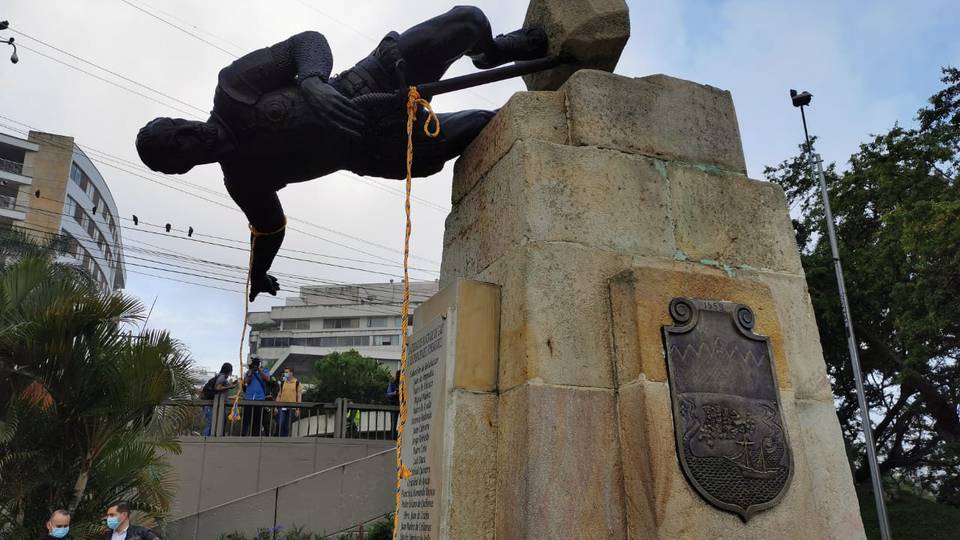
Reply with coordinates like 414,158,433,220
300,76,365,139
249,273,280,302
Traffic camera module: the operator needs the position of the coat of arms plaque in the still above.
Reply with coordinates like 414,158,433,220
662,297,793,521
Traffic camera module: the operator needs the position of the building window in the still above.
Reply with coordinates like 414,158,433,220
63,233,79,257
260,337,291,348
374,335,400,346
314,335,369,347
70,162,82,184
72,197,85,225
86,219,96,238
282,319,310,331
367,317,389,328
323,318,360,329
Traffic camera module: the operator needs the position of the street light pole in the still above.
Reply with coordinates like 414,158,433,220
0,20,19,64
790,90,892,540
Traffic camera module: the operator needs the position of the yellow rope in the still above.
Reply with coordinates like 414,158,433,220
394,86,440,538
230,219,287,423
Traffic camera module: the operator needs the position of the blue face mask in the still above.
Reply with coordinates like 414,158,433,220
50,526,70,538
106,516,121,530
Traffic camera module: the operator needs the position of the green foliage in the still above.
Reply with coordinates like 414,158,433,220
364,513,394,540
303,350,392,404
765,67,960,499
857,483,960,539
0,229,195,539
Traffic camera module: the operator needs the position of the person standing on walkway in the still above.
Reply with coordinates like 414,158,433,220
387,370,400,439
201,362,236,436
242,357,270,436
276,366,302,436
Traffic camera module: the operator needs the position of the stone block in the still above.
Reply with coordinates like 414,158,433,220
497,382,625,538
442,390,498,539
442,140,675,283
669,163,803,274
522,0,630,91
794,398,866,537
608,264,793,391
474,241,626,391
453,91,566,205
755,272,834,401
616,381,865,539
562,70,748,174
414,279,500,392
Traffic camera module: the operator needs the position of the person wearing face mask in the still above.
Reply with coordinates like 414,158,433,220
276,366,302,437
36,509,70,539
102,502,161,540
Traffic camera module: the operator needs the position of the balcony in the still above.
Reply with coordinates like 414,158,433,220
0,194,25,221
0,157,23,175
0,157,31,186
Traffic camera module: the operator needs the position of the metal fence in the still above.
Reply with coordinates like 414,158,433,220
167,396,399,440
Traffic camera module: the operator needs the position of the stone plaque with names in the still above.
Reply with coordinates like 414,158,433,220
398,315,448,539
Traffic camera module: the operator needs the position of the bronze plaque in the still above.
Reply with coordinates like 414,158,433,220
662,298,793,521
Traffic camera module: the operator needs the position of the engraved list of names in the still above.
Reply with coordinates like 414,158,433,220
398,316,447,540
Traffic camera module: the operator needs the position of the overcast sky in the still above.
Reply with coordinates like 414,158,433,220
0,0,957,372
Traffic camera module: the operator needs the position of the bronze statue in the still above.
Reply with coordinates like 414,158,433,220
136,6,547,300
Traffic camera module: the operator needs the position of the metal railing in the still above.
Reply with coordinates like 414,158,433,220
0,157,24,176
167,396,399,440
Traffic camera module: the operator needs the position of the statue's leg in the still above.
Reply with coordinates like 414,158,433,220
397,6,496,84
410,110,496,176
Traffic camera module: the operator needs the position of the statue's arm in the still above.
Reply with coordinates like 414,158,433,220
224,177,286,301
270,31,335,83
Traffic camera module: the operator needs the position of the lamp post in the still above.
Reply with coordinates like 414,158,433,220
789,89,891,540
0,20,18,64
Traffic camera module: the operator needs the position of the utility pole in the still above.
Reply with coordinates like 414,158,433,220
789,89,892,540
0,20,19,64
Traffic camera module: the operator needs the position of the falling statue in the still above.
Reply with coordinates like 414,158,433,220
134,6,547,300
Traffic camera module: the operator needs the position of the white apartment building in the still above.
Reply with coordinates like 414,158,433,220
247,281,440,376
0,130,126,290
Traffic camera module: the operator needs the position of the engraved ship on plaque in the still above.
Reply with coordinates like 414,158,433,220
662,298,793,521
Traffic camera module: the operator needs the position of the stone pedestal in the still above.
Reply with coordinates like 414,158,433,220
431,70,866,539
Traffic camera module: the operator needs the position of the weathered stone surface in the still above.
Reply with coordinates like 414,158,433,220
443,390,498,539
413,279,500,392
793,397,867,537
522,0,630,91
617,381,864,539
453,91,566,205
474,241,626,392
669,163,803,275
608,264,793,391
562,70,748,174
442,140,675,283
755,272,835,401
497,382,625,538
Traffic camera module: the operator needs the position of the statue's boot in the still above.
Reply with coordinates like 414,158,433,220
470,27,548,70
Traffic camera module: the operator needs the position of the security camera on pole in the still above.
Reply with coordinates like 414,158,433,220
789,88,892,540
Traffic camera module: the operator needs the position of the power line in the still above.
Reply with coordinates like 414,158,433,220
9,26,211,117
3,228,424,315
13,43,203,119
117,0,240,59
127,0,247,54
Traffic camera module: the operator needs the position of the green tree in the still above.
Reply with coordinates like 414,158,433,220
303,350,392,404
0,228,194,539
765,67,960,500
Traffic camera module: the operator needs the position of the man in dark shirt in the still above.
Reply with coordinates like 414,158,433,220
135,6,546,301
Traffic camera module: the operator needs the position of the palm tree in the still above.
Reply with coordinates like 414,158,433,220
0,227,194,539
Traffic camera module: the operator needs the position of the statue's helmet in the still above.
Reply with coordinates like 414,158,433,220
136,117,214,174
